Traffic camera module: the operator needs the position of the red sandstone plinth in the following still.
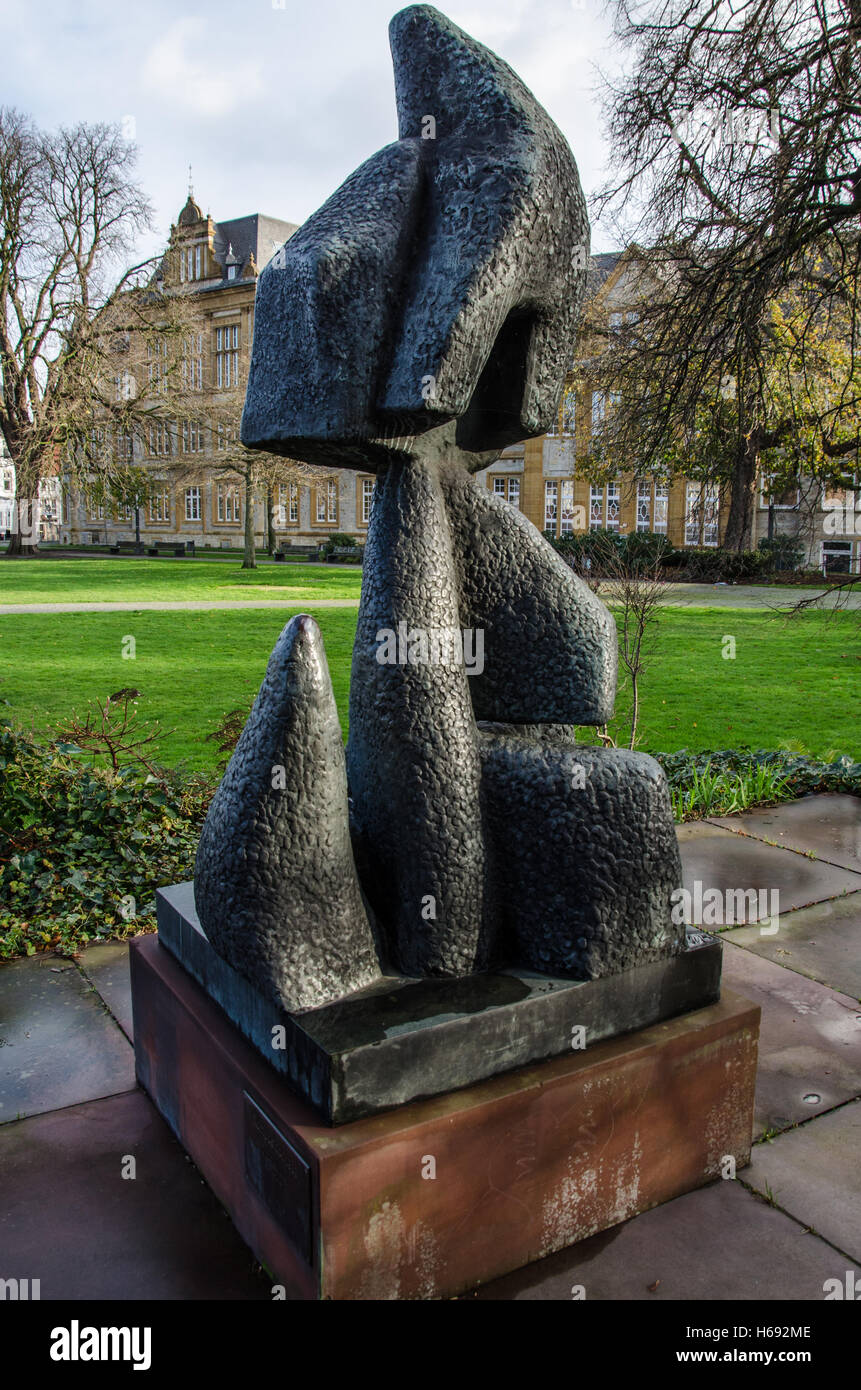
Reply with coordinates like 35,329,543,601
130,935,760,1300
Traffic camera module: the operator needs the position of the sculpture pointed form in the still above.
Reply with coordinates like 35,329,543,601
194,615,381,1012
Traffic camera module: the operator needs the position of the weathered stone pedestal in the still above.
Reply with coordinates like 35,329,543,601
130,934,760,1301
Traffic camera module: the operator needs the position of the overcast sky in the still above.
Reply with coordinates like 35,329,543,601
0,0,624,261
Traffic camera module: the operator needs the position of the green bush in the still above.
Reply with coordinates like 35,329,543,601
654,747,861,821
544,528,669,573
319,532,360,557
659,547,770,581
758,535,805,572
0,721,212,958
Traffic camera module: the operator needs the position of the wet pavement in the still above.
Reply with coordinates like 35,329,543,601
1,792,859,1300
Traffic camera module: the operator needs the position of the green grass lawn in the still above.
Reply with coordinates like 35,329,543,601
0,605,857,770
0,557,362,604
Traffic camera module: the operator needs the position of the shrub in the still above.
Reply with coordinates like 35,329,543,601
667,547,770,582
0,721,213,958
319,532,360,557
758,535,805,572
654,747,861,821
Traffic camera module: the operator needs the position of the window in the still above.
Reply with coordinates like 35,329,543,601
608,312,624,333
361,477,375,524
760,474,800,509
560,479,576,534
591,392,605,435
685,482,720,546
492,475,522,508
185,487,201,522
589,485,603,529
544,480,558,532
216,423,237,452
116,431,133,463
821,540,854,574
560,387,576,438
276,483,298,525
181,419,204,454
148,422,172,457
216,325,240,388
822,472,858,512
180,245,203,282
316,480,338,524
148,484,170,524
147,339,168,393
115,370,133,401
636,480,651,532
88,427,105,462
216,484,241,523
654,482,669,534
182,335,203,392
606,482,621,531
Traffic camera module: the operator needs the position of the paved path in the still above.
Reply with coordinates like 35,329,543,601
0,597,360,614
0,582,856,615
610,581,861,609
1,793,860,1301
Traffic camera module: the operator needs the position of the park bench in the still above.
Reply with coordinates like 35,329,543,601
326,545,363,563
142,542,195,558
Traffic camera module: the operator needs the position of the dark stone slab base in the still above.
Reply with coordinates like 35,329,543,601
130,934,759,1301
156,882,722,1125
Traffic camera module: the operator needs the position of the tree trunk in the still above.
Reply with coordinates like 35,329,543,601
242,467,257,569
5,495,40,556
722,438,758,552
266,484,275,555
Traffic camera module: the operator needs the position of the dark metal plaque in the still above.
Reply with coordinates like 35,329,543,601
243,1092,314,1265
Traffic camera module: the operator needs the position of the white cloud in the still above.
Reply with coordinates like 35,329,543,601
141,18,264,119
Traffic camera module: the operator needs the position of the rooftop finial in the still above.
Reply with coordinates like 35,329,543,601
188,163,194,198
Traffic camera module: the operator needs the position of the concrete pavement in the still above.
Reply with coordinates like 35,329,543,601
1,793,859,1300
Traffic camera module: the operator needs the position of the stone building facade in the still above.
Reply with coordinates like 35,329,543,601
32,206,857,571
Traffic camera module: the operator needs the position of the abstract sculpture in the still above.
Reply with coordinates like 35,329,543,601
194,3,684,1014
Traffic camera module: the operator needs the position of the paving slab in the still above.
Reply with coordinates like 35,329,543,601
0,1089,270,1300
76,940,135,1042
467,1177,858,1300
709,794,861,873
676,821,861,923
720,941,861,1136
745,1100,861,1267
0,955,135,1123
724,892,861,1001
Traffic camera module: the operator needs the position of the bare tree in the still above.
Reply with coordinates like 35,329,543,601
0,109,178,555
566,534,669,748
167,399,320,569
592,1,861,548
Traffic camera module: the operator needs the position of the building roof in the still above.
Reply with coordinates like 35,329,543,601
211,214,299,276
586,251,623,296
